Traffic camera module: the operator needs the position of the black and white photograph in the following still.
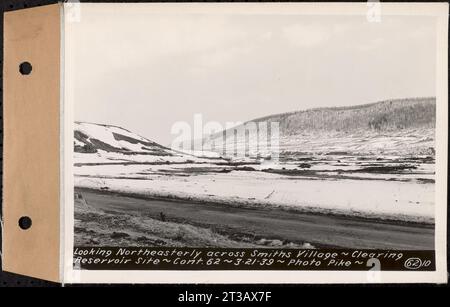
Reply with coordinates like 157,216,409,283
3,0,450,288
62,3,447,281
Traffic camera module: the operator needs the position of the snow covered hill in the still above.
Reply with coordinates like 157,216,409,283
74,122,174,155
243,97,435,134
202,97,436,158
74,122,224,165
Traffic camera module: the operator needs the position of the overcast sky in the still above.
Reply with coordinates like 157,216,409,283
67,4,437,145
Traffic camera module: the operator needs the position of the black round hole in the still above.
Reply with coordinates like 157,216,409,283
18,216,32,230
19,62,32,75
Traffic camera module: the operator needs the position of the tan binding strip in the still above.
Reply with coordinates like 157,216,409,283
3,4,61,282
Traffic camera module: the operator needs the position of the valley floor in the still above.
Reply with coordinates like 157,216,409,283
73,148,435,249
74,188,434,249
74,154,435,223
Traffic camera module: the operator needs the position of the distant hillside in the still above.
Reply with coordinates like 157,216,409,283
202,98,436,157
252,97,435,135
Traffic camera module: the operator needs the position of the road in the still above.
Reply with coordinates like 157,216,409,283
76,188,434,250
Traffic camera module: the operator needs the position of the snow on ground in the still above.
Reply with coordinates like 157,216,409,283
277,128,434,156
74,164,435,223
73,123,435,224
74,150,227,165
203,128,435,158
76,122,149,143
76,122,151,152
174,148,223,159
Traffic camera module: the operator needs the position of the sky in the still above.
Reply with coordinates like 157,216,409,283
67,4,438,146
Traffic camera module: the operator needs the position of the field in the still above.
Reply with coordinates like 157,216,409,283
74,142,435,249
74,146,435,224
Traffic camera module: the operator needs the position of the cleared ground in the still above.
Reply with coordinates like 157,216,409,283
75,188,434,250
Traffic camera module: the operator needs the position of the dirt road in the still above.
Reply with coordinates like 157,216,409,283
76,188,434,249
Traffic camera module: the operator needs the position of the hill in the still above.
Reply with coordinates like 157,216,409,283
242,97,434,135
74,122,174,156
203,97,436,157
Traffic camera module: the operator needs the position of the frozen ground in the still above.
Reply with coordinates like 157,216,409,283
74,154,435,224
73,122,436,224
75,163,434,223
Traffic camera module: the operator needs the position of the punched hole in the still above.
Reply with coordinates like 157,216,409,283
18,216,32,230
19,62,32,75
